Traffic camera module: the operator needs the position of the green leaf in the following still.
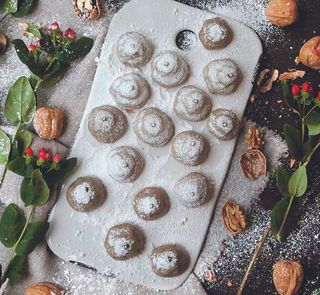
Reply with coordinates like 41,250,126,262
271,197,291,241
12,0,36,17
4,76,36,126
15,128,33,152
0,0,18,13
39,33,54,54
20,168,50,206
45,158,77,187
284,124,302,160
7,156,27,176
281,80,297,110
58,37,94,62
12,39,43,78
15,221,49,256
0,204,26,248
0,129,11,165
276,166,290,197
288,166,308,197
303,135,319,160
25,23,41,39
305,110,320,136
42,59,70,86
311,289,320,295
5,255,27,286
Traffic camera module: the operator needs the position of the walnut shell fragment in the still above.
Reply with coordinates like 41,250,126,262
273,260,304,295
279,70,305,81
221,200,247,235
72,0,101,20
245,125,265,150
25,282,63,295
256,69,279,93
0,33,7,55
240,149,267,180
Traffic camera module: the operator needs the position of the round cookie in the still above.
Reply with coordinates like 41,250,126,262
88,105,127,143
116,32,153,68
207,108,240,141
174,85,212,122
199,17,233,50
108,146,144,183
133,187,170,221
67,177,106,212
150,244,190,277
105,223,145,261
133,107,174,147
174,172,212,208
151,50,189,88
109,73,150,111
203,59,241,95
171,131,209,166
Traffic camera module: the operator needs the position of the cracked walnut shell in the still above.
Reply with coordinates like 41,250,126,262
273,260,304,295
72,0,101,20
245,125,265,150
25,282,63,295
265,0,298,27
299,36,320,70
240,149,267,180
33,107,64,140
221,200,247,235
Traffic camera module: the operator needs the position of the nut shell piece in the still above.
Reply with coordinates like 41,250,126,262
72,0,101,20
221,200,247,235
299,36,320,70
25,282,63,295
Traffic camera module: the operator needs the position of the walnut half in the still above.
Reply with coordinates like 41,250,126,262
221,200,247,235
72,0,101,20
245,125,265,150
240,149,267,180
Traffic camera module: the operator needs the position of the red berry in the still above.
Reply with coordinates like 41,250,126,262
39,147,47,154
38,151,46,160
50,22,60,30
291,84,300,96
28,44,37,51
301,82,310,92
45,152,51,161
53,153,61,163
25,147,33,157
317,91,320,100
65,28,76,39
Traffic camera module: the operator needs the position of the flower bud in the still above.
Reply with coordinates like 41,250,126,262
28,44,37,51
65,28,76,39
38,150,47,161
301,82,310,92
25,147,33,157
50,22,60,30
291,84,300,96
53,153,61,163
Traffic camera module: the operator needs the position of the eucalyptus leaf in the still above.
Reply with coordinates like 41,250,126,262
5,255,27,286
58,37,94,62
0,130,11,165
12,0,36,17
4,76,36,126
7,156,27,176
288,166,308,197
0,0,18,13
284,124,302,160
276,166,290,198
20,169,50,206
0,204,26,248
42,59,70,86
271,197,291,241
15,221,49,256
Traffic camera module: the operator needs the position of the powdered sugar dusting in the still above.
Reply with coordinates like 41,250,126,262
135,195,160,216
71,183,94,206
152,251,178,271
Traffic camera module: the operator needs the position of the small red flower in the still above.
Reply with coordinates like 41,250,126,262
317,91,320,100
25,147,33,157
38,149,47,161
291,84,300,96
53,153,61,163
65,28,76,39
301,82,310,92
50,22,60,30
28,44,37,51
39,147,47,154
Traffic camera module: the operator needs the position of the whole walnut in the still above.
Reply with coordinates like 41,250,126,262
33,107,64,140
273,260,304,295
265,0,298,27
299,36,320,70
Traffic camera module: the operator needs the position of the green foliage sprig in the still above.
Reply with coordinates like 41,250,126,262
0,77,77,286
271,81,320,241
0,0,36,17
13,22,94,90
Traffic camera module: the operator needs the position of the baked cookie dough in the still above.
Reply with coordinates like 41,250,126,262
207,108,240,141
174,85,212,122
150,244,190,277
110,73,150,111
108,146,144,183
116,32,153,68
174,172,212,208
105,223,145,261
133,107,174,147
203,58,241,95
133,187,170,221
88,105,127,143
151,50,189,88
67,177,106,212
199,17,233,50
171,131,209,166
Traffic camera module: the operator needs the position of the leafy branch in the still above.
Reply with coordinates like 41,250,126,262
0,0,37,18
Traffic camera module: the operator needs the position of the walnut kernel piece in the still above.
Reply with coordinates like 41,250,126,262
256,69,279,93
299,36,320,70
33,107,64,140
279,70,305,81
265,0,298,27
203,269,217,283
245,125,265,150
221,200,247,235
240,149,267,180
273,260,304,295
72,0,101,20
25,282,63,295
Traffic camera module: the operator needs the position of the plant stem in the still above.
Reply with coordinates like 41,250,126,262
34,79,42,92
276,197,294,241
237,224,271,295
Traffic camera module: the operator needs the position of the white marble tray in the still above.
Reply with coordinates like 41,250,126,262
47,0,262,290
